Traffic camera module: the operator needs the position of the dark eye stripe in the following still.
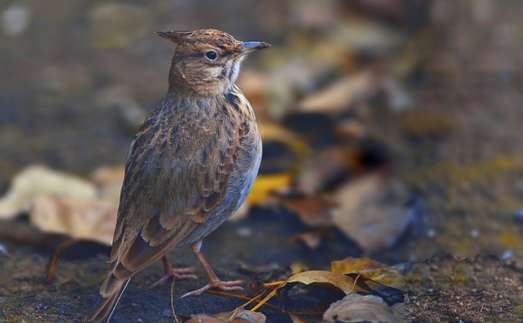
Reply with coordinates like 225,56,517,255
182,50,234,59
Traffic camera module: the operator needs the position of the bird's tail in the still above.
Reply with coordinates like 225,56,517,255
87,270,131,323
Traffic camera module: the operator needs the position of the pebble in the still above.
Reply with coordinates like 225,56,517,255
427,228,436,238
0,243,7,256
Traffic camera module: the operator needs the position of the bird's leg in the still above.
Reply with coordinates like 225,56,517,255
181,241,243,298
150,256,197,288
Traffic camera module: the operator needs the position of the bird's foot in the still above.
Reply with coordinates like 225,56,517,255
150,266,197,288
180,279,244,298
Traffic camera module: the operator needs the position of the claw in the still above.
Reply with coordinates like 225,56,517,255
150,257,198,288
181,279,244,298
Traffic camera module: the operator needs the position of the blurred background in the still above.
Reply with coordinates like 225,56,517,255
1,0,523,322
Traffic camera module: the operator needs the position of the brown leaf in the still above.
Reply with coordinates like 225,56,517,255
0,165,96,219
287,270,355,294
299,71,376,114
296,147,355,194
330,257,404,288
293,231,323,250
279,195,336,227
90,165,125,204
332,173,412,252
30,195,116,245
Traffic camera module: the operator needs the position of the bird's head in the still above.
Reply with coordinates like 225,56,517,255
158,28,270,96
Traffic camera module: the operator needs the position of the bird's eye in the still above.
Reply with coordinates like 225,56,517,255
205,50,218,61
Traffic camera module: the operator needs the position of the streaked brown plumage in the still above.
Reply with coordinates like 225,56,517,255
88,29,269,322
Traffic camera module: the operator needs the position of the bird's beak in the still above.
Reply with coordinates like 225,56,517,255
240,41,271,54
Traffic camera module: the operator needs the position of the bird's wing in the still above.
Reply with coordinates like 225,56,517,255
108,99,250,278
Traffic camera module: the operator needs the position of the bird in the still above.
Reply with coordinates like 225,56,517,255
88,28,270,322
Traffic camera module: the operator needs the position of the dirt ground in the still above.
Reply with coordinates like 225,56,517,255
1,1,523,322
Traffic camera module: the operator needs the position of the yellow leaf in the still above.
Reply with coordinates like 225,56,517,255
259,122,310,158
330,257,404,288
290,262,308,275
287,270,355,294
247,174,291,205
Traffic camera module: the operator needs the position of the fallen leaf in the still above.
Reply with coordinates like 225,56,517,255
299,71,376,114
287,270,355,294
293,231,323,250
334,119,367,140
30,195,116,245
90,165,125,204
0,165,97,219
279,194,336,227
323,294,402,323
259,122,310,159
332,173,413,252
246,174,292,205
295,147,355,194
330,257,404,288
290,262,308,275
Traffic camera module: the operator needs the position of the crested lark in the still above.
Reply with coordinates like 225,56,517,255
88,28,269,322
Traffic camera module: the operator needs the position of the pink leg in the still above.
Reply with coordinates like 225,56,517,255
181,241,243,298
150,256,197,288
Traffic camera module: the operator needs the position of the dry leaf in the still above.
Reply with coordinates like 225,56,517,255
0,165,97,219
90,165,125,203
323,294,402,323
332,173,412,252
296,147,354,194
330,257,404,288
299,71,376,114
30,195,116,245
259,122,310,158
293,231,322,249
287,270,355,294
279,195,336,227
290,262,308,275
246,173,291,205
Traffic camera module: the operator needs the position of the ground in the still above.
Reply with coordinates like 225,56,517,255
1,0,523,322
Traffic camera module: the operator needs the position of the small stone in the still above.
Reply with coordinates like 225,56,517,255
427,228,436,238
470,228,479,238
323,294,402,322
